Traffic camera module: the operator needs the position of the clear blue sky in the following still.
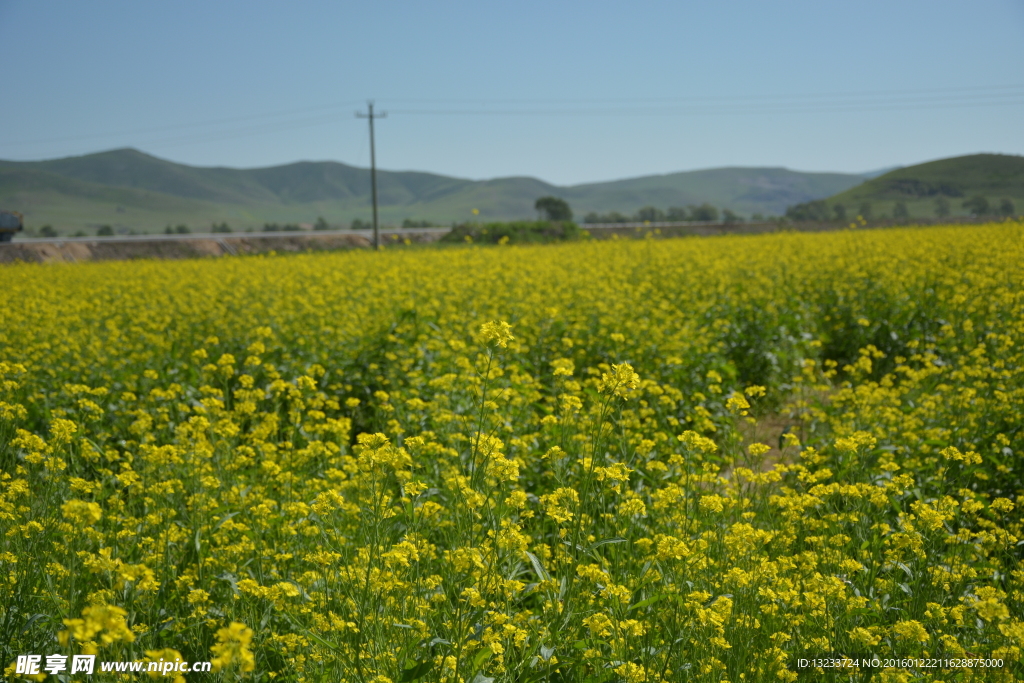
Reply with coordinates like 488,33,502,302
2,0,1023,185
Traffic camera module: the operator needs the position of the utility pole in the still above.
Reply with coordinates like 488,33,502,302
356,101,386,250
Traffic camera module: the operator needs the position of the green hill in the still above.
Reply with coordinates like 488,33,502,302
562,167,860,217
791,154,1024,221
0,148,867,235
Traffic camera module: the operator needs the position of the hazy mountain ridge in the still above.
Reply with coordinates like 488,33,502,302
0,148,867,232
805,154,1024,219
831,154,1024,202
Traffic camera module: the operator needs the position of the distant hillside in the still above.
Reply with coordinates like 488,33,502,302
563,167,861,217
0,148,866,235
859,165,903,179
791,154,1024,221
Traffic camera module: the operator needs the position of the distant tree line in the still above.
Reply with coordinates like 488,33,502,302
444,220,580,245
786,201,855,222
582,203,744,224
962,196,1016,217
341,218,441,229
786,196,1017,222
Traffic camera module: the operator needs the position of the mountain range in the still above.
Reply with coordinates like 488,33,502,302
0,148,871,233
826,154,1024,215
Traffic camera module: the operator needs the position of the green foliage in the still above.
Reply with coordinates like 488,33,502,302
263,223,301,232
534,196,573,221
785,200,831,222
585,203,730,224
963,195,990,216
39,225,57,238
934,196,951,217
688,203,720,222
722,209,743,224
211,222,232,233
635,206,664,222
892,201,910,221
314,217,330,231
442,220,580,245
97,225,114,236
401,218,436,228
582,211,630,224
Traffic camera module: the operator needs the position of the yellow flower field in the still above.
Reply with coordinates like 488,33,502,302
1,222,1023,682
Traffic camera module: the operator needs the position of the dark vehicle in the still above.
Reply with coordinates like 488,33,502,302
0,211,23,242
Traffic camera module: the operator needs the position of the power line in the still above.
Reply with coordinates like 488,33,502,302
3,84,1023,156
389,97,1024,117
389,88,1024,116
4,99,366,148
380,82,1024,106
3,112,360,159
125,112,352,148
11,83,1024,148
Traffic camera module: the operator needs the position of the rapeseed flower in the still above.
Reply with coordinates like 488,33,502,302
210,622,255,673
1,220,1023,680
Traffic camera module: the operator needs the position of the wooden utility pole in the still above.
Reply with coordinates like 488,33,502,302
356,101,386,250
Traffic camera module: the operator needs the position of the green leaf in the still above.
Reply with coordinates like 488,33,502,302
525,551,551,582
589,538,627,551
399,660,433,682
471,646,493,671
572,638,610,650
302,629,340,652
627,593,665,613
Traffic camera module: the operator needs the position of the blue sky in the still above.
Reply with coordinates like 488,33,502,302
1,0,1023,184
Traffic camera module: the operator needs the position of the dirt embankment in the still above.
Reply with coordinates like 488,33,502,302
0,233,412,264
